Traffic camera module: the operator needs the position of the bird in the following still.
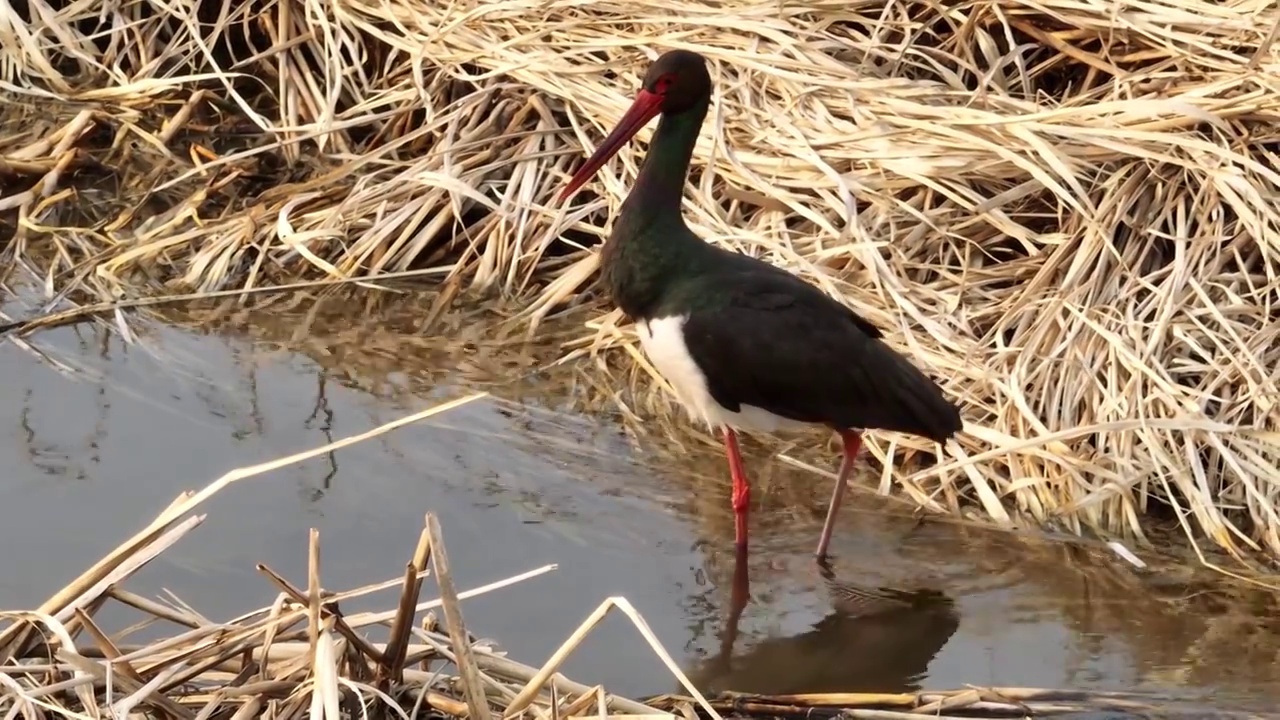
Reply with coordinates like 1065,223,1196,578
557,49,963,559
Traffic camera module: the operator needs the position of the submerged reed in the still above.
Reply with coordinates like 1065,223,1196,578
1,0,1278,567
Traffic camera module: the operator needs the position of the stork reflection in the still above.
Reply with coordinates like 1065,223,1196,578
692,546,961,694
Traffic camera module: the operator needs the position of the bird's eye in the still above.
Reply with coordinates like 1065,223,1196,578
655,74,675,93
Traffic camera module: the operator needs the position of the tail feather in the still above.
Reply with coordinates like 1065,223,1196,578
863,341,962,443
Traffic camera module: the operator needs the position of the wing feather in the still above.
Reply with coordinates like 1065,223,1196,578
678,275,961,441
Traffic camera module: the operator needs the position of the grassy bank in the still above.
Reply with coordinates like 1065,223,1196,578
2,0,1279,568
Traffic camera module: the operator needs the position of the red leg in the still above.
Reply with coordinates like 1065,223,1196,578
722,428,750,548
815,429,862,559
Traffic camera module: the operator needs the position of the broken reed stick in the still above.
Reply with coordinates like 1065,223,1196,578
308,527,322,672
426,690,472,717
71,608,145,686
108,588,204,629
381,522,433,683
254,562,385,665
501,596,713,720
428,513,495,720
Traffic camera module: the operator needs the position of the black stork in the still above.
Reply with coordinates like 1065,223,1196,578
558,49,963,559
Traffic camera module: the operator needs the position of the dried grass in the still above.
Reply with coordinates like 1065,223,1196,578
2,0,1279,567
0,393,1272,720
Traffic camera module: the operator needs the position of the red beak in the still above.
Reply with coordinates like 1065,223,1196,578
558,89,665,203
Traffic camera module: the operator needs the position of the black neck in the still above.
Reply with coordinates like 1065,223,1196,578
601,96,711,320
618,97,709,224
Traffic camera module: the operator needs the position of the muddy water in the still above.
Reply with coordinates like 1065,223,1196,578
1,292,1278,711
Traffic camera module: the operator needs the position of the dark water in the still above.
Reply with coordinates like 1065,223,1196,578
1,293,1278,714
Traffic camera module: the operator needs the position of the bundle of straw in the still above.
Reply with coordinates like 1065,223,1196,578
2,0,1278,565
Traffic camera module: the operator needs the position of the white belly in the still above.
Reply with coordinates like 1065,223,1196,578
635,315,811,434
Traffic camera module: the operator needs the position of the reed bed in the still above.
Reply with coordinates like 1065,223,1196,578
2,0,1280,568
0,395,1272,720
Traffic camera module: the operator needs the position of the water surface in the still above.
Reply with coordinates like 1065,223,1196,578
0,291,1277,712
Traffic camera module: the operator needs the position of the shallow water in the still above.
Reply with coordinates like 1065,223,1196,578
0,292,1278,712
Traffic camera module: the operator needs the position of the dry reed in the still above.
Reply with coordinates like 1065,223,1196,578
1,0,1279,568
0,396,1271,720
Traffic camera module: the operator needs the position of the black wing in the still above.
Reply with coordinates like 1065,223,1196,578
679,272,962,442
